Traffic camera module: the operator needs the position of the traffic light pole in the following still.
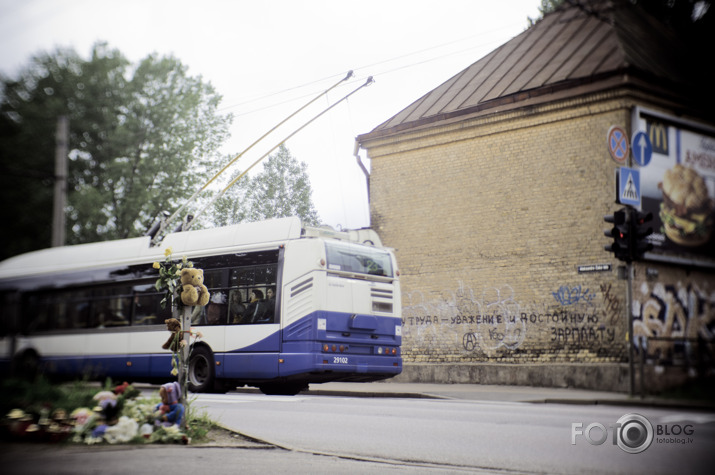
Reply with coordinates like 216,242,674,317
626,257,635,397
605,203,652,396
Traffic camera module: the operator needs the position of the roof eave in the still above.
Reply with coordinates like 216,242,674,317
357,68,695,145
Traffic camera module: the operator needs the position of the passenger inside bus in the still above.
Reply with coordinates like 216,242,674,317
229,289,246,324
205,292,227,325
264,287,275,323
245,289,267,323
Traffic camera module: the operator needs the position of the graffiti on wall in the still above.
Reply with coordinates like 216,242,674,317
402,281,618,358
552,284,596,307
634,281,715,364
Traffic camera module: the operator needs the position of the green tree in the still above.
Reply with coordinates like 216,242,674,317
0,42,231,259
212,144,320,227
528,0,564,25
528,0,714,44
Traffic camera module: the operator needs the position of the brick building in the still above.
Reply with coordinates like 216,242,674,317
356,0,715,392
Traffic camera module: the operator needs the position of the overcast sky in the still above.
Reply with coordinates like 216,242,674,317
0,0,540,231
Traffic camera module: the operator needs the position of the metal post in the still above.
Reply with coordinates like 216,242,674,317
177,305,191,430
181,306,191,388
627,259,634,397
639,336,646,399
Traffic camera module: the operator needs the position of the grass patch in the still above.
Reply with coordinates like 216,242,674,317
0,376,97,418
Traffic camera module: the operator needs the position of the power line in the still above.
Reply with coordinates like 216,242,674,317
218,22,525,117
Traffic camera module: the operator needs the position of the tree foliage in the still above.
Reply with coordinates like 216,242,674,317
0,42,231,260
528,0,714,46
212,144,320,227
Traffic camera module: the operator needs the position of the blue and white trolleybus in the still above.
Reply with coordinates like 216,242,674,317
0,217,402,395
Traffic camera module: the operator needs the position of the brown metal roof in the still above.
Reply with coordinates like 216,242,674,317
359,0,699,142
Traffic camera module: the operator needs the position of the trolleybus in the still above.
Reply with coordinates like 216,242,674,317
0,217,402,395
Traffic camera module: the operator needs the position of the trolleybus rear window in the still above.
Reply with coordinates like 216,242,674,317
325,241,393,277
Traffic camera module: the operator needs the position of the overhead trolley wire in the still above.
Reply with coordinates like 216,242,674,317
217,23,522,116
150,70,355,245
183,75,374,232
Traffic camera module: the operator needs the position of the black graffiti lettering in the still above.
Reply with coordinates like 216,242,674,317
601,283,621,325
463,332,478,351
550,326,615,343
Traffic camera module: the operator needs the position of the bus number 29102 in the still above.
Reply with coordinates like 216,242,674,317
333,356,348,364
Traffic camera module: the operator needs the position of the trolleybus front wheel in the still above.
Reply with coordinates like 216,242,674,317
188,346,214,393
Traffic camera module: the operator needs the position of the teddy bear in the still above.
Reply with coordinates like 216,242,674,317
180,268,210,307
154,381,184,427
162,318,182,352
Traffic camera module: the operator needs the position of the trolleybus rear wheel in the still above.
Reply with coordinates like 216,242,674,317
188,346,214,393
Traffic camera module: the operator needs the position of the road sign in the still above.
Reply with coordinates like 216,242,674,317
617,166,641,207
607,126,629,164
577,264,612,274
631,131,653,166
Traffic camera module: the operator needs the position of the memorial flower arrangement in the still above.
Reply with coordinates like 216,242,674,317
1,381,192,445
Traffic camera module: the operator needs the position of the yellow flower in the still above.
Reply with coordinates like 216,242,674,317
152,262,160,269
164,247,173,257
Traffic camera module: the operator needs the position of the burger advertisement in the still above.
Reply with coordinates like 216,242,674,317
633,108,715,265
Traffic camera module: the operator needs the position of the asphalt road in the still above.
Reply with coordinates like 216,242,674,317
195,392,715,474
2,385,714,474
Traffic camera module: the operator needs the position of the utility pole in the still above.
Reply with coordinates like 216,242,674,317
52,116,68,247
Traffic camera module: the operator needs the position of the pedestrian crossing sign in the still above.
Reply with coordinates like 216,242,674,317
617,166,641,207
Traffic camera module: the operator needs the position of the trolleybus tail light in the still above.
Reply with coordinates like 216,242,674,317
377,347,397,355
323,344,349,353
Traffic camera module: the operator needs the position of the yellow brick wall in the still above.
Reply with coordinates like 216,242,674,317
364,92,639,365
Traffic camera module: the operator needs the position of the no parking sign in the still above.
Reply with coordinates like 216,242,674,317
607,126,629,164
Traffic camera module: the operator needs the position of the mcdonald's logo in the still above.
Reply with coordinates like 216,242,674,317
647,121,669,154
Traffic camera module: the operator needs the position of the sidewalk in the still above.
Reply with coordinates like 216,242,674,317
260,381,715,410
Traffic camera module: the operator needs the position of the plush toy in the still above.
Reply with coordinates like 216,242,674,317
162,318,182,351
180,268,210,307
155,381,184,427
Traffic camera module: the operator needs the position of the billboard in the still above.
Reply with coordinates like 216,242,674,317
632,107,715,267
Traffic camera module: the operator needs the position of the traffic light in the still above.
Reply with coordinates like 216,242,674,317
631,210,654,259
604,208,631,262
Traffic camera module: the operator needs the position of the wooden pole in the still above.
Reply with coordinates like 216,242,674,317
52,116,68,247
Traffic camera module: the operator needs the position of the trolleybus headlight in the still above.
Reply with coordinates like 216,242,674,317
339,345,345,352
323,344,329,352
377,347,383,355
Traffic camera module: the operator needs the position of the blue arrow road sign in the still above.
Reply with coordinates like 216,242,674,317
632,131,653,167
618,166,641,207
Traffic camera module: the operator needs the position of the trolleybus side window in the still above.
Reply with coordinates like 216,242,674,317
90,285,132,328
132,283,171,326
227,263,277,325
24,289,92,332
